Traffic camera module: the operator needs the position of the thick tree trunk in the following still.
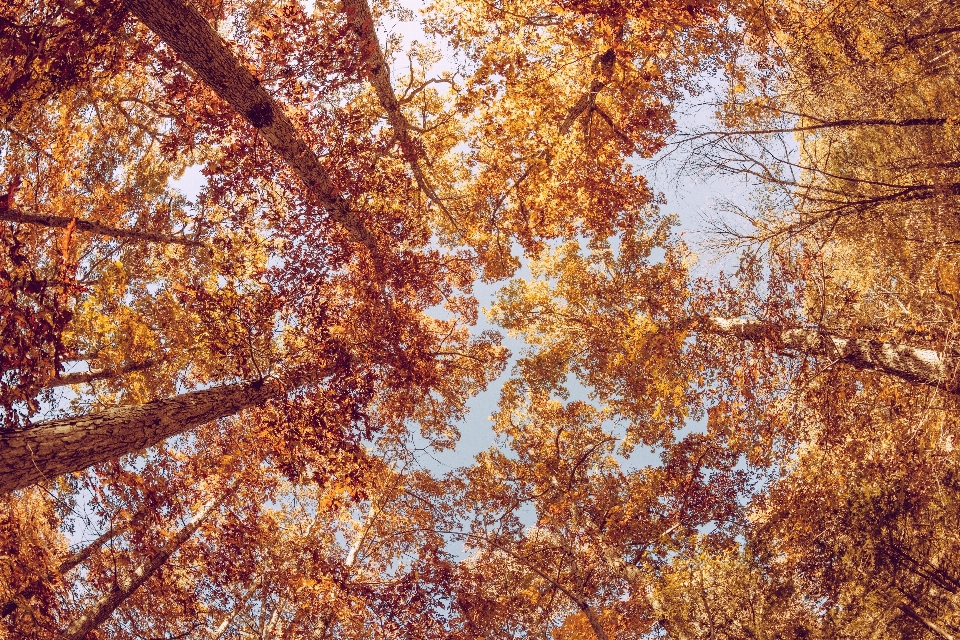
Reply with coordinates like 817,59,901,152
60,488,233,640
0,207,202,246
125,0,376,254
700,316,954,391
0,379,279,494
48,359,158,388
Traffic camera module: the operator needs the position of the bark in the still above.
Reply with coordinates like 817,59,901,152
578,603,611,640
0,512,140,620
602,546,644,583
900,602,957,640
559,79,606,135
60,488,233,640
559,49,615,135
125,0,377,254
58,502,154,574
0,207,202,246
262,603,282,640
0,379,280,494
341,0,452,223
816,180,960,212
700,316,955,391
48,359,158,388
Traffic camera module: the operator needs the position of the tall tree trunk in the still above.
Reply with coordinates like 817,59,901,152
0,510,143,620
48,359,158,389
900,602,957,640
0,379,279,494
125,0,377,254
342,0,452,223
699,316,954,391
60,487,234,640
58,503,154,574
0,207,202,246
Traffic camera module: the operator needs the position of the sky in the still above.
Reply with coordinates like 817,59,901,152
166,2,759,478
41,0,762,549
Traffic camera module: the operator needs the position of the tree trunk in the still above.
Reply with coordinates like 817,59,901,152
0,379,279,494
341,0,451,222
579,603,611,640
0,509,145,620
700,316,954,391
0,207,202,246
125,0,376,254
60,488,233,640
58,502,155,574
48,359,158,389
900,602,957,640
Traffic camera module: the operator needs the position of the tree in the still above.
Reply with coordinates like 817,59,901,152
60,483,236,640
687,0,960,345
8,0,960,637
0,378,280,493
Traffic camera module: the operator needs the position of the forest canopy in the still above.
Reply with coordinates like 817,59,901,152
2,0,960,638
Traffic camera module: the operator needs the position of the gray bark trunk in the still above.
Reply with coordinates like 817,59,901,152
125,0,377,254
700,316,954,391
60,488,232,640
0,379,279,494
0,207,202,246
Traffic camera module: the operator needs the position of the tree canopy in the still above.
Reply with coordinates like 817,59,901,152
3,0,960,638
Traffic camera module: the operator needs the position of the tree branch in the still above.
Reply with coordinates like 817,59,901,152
0,207,202,246
699,316,954,391
48,359,158,388
341,0,458,229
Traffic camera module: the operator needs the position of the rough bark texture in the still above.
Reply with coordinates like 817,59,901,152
342,0,451,221
48,359,158,388
0,207,202,246
60,490,231,640
559,79,606,134
701,316,953,391
126,0,376,253
0,379,279,494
